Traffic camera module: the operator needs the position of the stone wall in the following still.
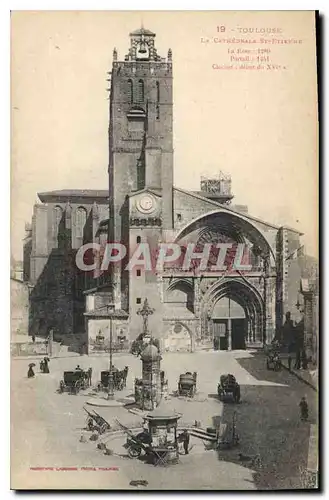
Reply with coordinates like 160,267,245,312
162,321,194,352
11,341,48,357
87,317,130,354
11,279,29,337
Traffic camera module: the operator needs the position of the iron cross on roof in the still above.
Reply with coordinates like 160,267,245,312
137,298,155,335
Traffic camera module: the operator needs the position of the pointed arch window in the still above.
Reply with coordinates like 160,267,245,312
127,79,133,104
137,79,144,103
76,206,87,240
53,206,63,247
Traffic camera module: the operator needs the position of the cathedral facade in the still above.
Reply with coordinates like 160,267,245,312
24,27,307,353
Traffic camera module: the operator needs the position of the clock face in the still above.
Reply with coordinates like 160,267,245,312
137,195,155,213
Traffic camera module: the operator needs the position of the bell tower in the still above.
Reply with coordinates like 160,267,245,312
108,27,174,307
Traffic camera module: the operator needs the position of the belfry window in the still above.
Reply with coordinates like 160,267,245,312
128,79,133,104
76,206,87,240
137,80,144,102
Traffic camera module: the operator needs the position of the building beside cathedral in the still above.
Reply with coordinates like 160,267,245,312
23,27,313,354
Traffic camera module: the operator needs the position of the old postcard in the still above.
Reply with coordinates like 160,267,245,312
11,10,319,490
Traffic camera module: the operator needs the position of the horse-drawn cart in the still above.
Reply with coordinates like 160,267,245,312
265,343,281,371
97,367,128,392
217,374,241,403
83,407,111,434
178,372,197,397
116,410,182,466
59,369,91,394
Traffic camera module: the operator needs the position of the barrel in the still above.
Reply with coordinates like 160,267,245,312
179,373,195,386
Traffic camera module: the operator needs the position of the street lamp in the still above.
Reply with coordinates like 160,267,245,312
105,286,129,401
107,303,115,400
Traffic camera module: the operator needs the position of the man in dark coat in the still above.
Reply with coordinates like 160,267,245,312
43,357,50,373
294,319,304,370
282,312,295,352
301,349,308,370
299,396,309,421
178,429,190,455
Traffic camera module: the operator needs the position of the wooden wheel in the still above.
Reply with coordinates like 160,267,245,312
99,423,108,434
128,445,142,458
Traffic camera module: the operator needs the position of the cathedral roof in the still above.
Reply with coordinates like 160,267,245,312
38,189,109,203
84,306,128,318
130,27,156,37
174,187,303,235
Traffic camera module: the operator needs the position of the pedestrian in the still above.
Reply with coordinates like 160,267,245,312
43,357,50,374
288,354,292,371
301,349,308,370
183,430,190,454
87,367,92,386
136,427,152,445
282,312,295,350
294,319,304,370
178,429,190,455
294,348,301,370
299,396,309,421
32,334,35,343
27,363,35,378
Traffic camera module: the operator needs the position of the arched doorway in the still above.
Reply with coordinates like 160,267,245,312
211,297,247,350
202,278,264,350
173,209,274,347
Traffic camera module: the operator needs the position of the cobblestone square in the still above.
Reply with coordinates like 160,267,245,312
11,350,317,490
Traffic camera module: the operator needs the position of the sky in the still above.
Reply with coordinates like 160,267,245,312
11,10,318,260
